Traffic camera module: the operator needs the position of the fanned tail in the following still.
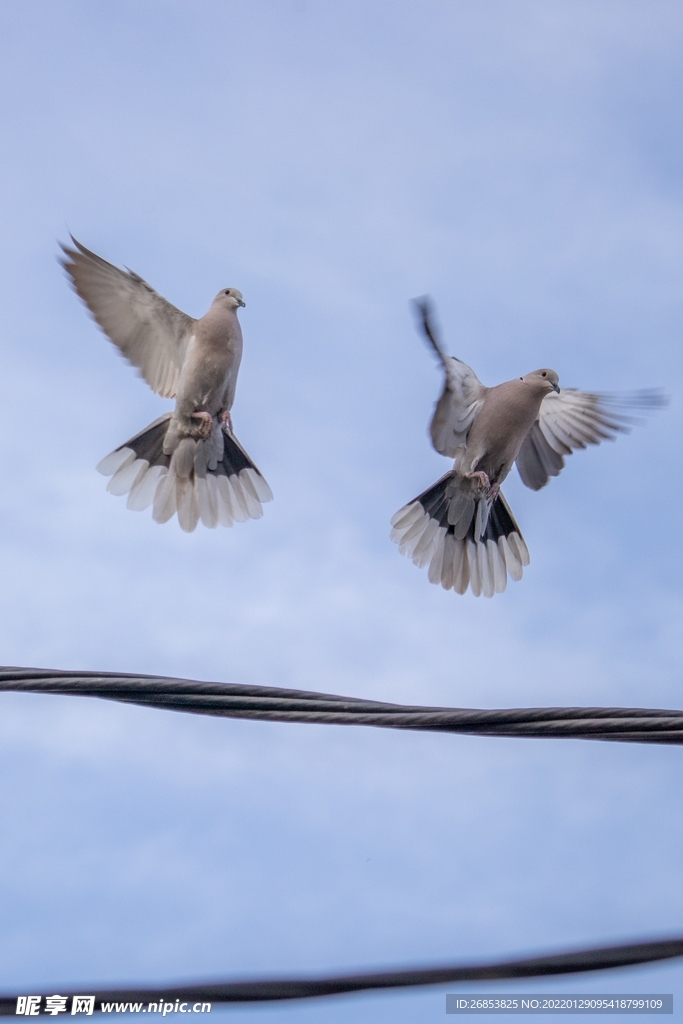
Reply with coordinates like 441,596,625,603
97,414,272,532
390,471,529,598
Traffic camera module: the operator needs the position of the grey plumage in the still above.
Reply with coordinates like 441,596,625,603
391,298,665,597
515,388,665,490
61,237,271,532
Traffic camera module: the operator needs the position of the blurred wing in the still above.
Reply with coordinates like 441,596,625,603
412,295,450,369
430,357,487,458
412,296,487,458
516,388,667,491
61,237,196,398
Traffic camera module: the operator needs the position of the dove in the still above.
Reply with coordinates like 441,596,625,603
60,238,272,533
391,298,665,598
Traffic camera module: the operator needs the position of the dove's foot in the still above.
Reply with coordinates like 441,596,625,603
465,470,499,502
466,470,491,493
191,411,213,438
220,410,234,434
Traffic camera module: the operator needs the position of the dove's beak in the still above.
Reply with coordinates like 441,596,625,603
551,382,560,393
238,299,246,308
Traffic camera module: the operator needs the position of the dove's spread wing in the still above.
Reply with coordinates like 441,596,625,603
61,237,196,399
430,357,488,458
412,297,487,458
516,388,666,491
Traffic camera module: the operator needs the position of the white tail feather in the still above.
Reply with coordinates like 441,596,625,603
427,528,447,584
107,458,148,496
236,471,264,519
127,465,166,511
476,540,492,598
500,536,522,580
491,540,508,594
396,513,429,553
152,469,179,524
230,475,251,521
411,517,440,566
243,468,273,504
177,478,199,532
390,502,423,531
97,447,135,477
467,540,481,597
214,476,234,521
508,532,530,567
196,474,218,529
208,475,232,528
99,417,269,532
453,540,469,594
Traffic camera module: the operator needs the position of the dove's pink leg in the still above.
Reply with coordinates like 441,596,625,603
220,410,233,433
466,470,499,501
191,411,213,438
466,470,490,491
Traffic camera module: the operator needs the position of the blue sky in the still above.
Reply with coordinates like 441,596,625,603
0,1,682,1021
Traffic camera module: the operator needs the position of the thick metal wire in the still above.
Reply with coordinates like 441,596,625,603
2,667,683,744
0,937,681,1011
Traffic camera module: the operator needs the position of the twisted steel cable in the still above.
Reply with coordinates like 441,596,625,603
1,667,682,744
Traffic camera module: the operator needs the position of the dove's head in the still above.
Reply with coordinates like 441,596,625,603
520,368,560,395
214,287,246,311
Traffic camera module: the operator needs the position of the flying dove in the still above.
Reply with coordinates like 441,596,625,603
391,298,665,598
60,238,272,533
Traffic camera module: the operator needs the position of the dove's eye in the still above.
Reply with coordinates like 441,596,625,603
225,289,231,295
542,371,547,377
